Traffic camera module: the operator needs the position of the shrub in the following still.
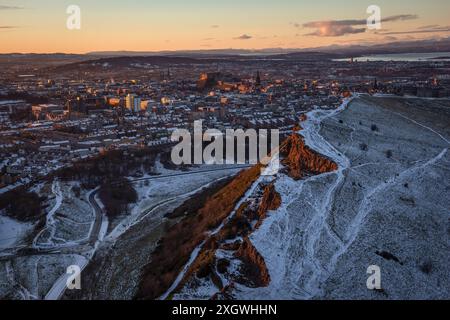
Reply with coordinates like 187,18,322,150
217,259,230,274
72,186,81,197
419,261,433,274
359,143,368,151
98,177,137,218
0,187,44,222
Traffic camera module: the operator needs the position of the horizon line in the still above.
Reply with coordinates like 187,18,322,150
1,37,448,55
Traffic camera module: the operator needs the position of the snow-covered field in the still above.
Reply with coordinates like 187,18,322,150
33,180,94,249
0,214,33,250
106,162,246,242
168,96,449,300
234,96,450,300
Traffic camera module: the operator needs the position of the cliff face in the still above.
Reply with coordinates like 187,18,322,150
171,182,281,298
234,237,271,287
281,133,338,180
255,183,281,229
152,128,339,299
136,165,261,300
140,130,339,299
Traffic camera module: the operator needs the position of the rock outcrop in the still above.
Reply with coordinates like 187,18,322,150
255,183,281,229
281,133,338,180
234,237,271,287
136,165,261,300
171,182,281,298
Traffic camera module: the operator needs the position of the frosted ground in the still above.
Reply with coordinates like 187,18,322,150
61,163,246,300
237,96,450,300
0,161,245,300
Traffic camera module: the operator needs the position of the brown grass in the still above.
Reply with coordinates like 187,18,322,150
135,165,261,300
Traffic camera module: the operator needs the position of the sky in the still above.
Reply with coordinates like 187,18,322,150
0,0,449,53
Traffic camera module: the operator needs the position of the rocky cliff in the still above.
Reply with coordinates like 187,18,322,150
254,184,281,229
281,133,338,180
234,237,271,287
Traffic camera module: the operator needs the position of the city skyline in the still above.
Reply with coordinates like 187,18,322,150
1,0,450,53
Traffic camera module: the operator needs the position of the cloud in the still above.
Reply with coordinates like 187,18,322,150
305,24,366,37
210,25,219,28
378,27,450,35
382,14,418,23
383,36,398,41
303,14,418,37
0,5,24,10
0,6,23,30
234,34,252,40
418,24,440,30
202,37,215,41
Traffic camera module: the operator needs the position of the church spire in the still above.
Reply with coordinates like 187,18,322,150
255,70,261,86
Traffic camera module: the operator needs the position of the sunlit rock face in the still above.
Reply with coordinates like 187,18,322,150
255,184,282,229
234,237,271,287
281,132,338,180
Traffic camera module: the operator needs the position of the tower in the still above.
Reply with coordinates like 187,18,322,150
125,93,135,110
133,97,141,113
255,71,261,87
125,94,141,113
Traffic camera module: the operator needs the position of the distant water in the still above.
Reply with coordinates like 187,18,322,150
335,52,450,62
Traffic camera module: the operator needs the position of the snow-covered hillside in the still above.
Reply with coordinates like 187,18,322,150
236,96,450,300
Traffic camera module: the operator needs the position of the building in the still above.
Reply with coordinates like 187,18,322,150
255,71,261,87
125,94,134,110
125,94,141,113
67,97,88,115
0,100,30,114
32,104,65,121
0,100,31,122
197,72,240,91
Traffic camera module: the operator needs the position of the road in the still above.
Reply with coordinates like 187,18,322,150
43,165,249,300
1,165,251,262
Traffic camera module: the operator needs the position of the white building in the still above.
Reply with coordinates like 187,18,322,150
125,94,141,113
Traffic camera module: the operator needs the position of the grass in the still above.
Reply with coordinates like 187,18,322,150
136,165,261,300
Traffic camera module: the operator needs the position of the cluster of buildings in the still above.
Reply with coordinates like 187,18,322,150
1,55,449,192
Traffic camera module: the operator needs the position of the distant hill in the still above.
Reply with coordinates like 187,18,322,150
85,38,450,58
85,48,305,57
1,38,449,62
49,51,341,73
